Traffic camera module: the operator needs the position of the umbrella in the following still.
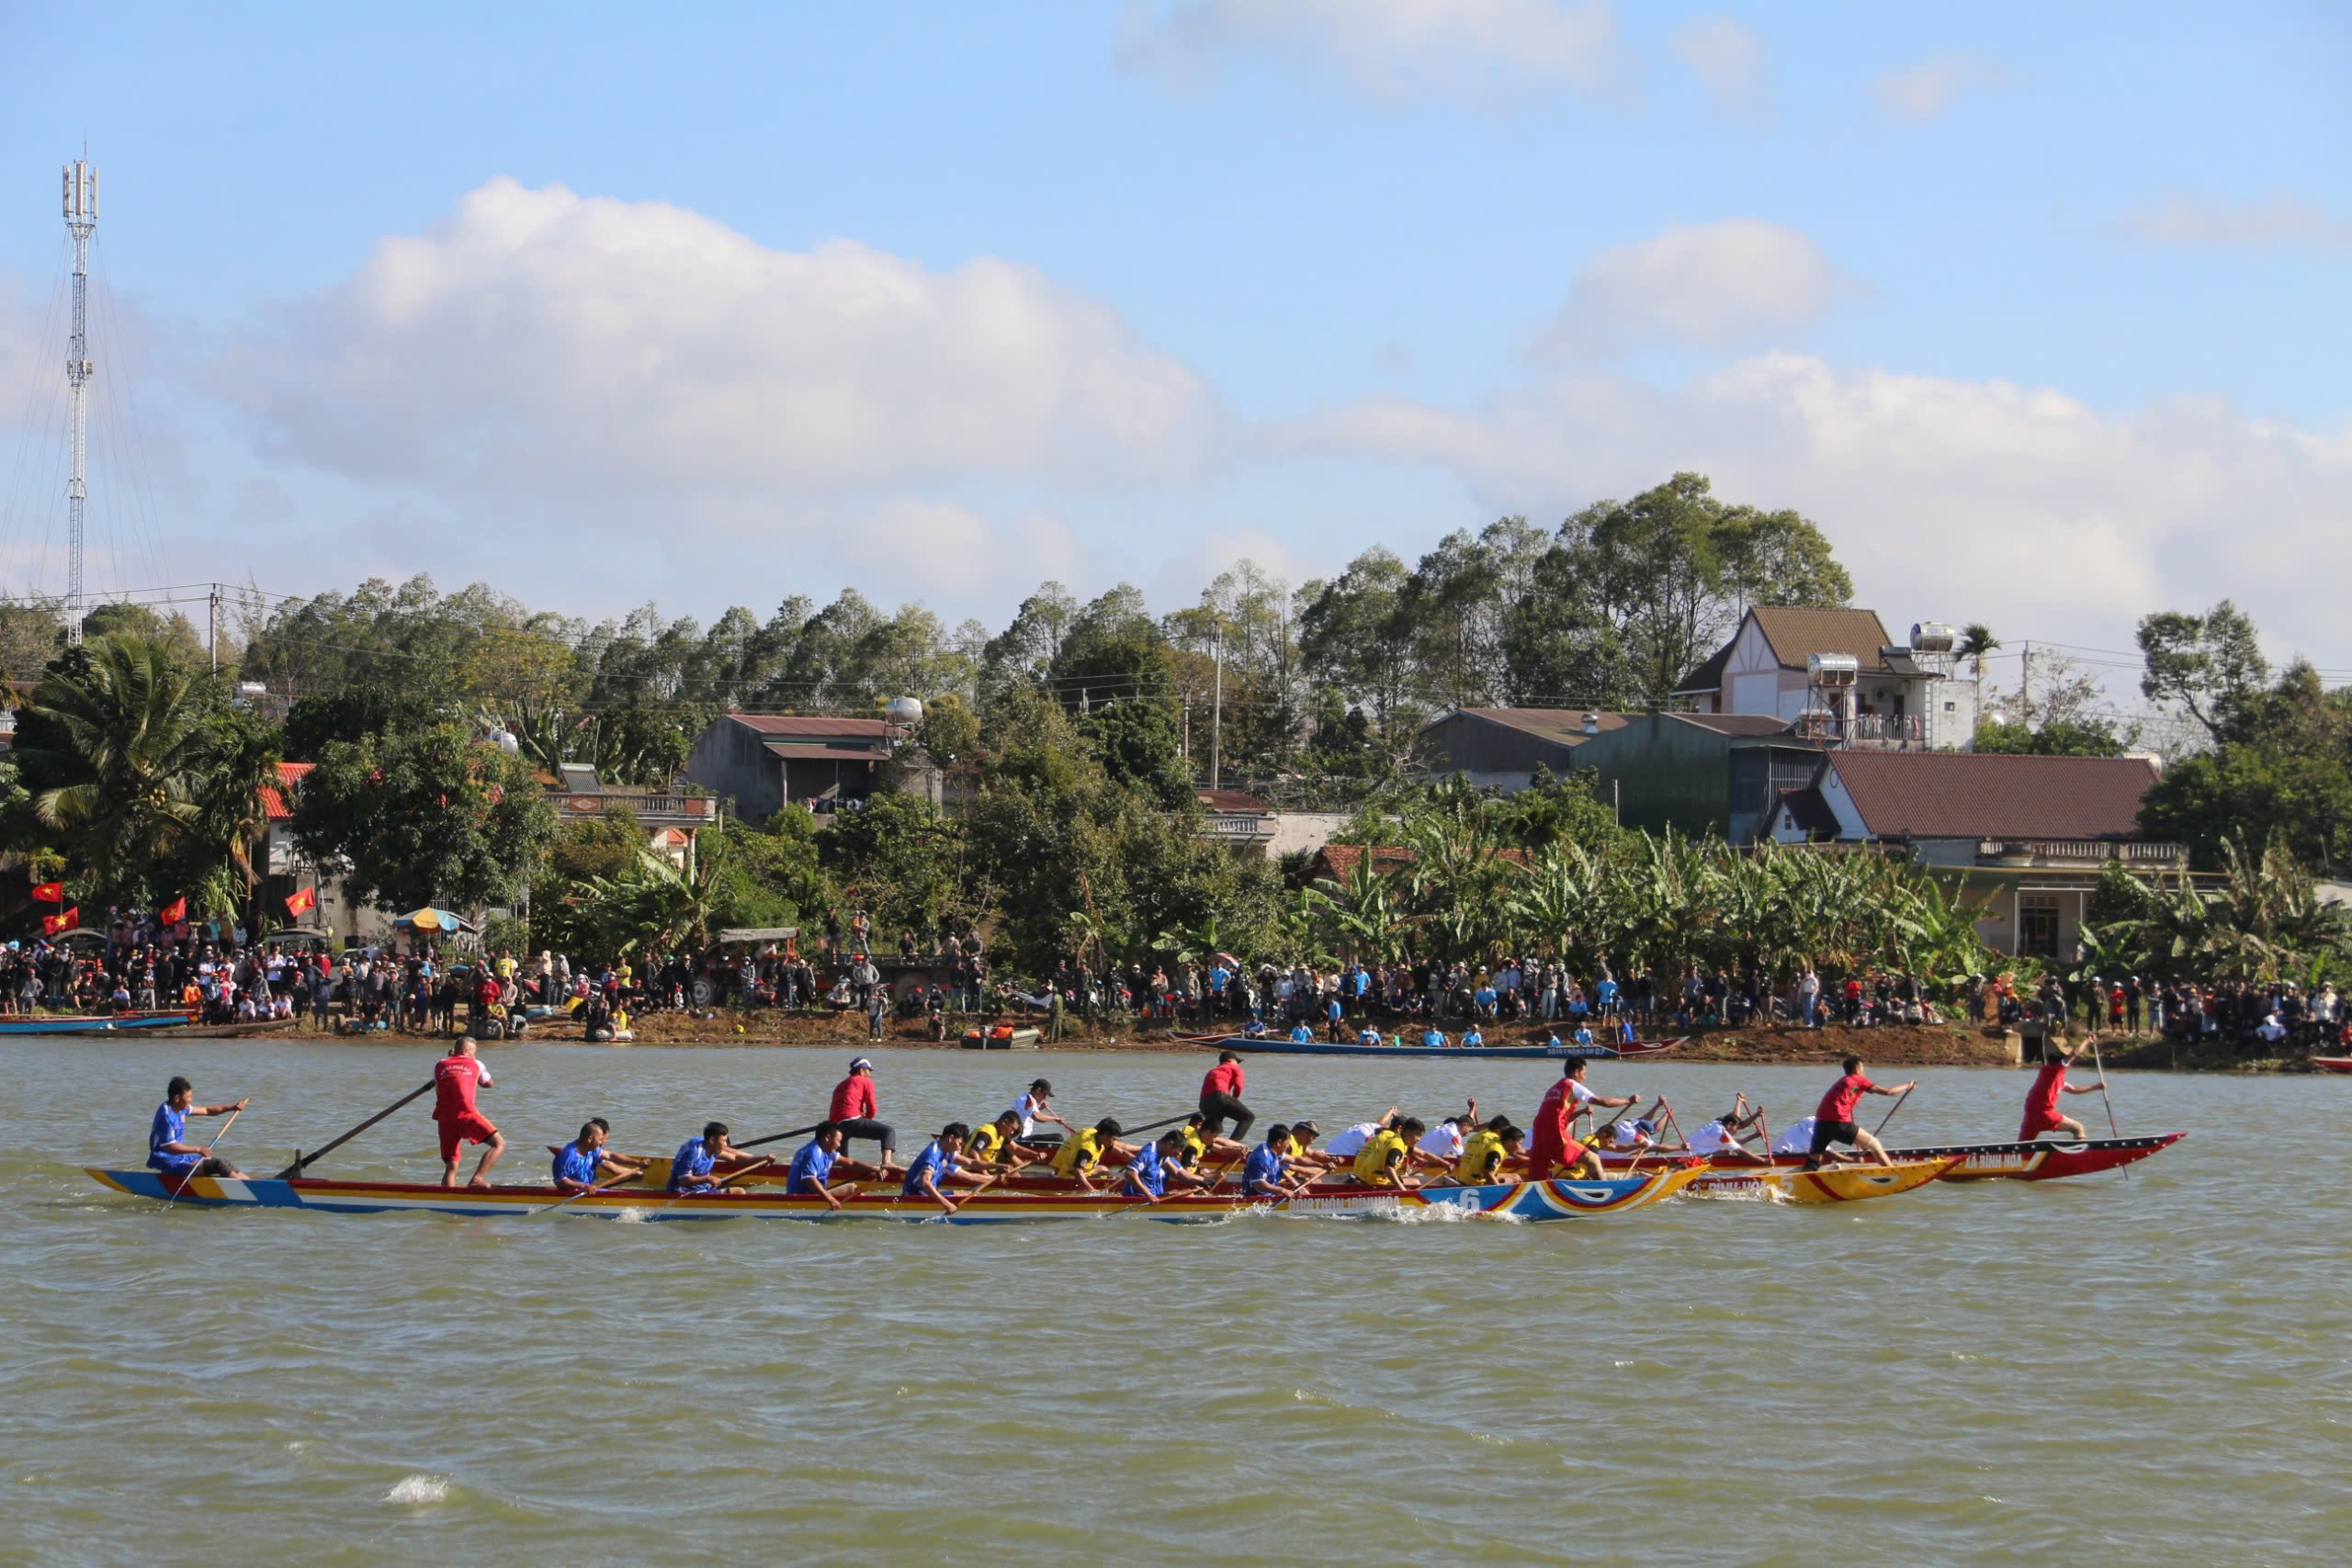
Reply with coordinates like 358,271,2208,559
394,908,478,934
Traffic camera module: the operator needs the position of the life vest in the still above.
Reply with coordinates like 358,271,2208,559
1050,1129,1102,1178
1455,1130,1506,1185
968,1123,1008,1161
1352,1129,1409,1186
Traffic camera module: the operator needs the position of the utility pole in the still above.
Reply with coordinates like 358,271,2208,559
209,583,220,673
2020,641,2032,725
62,158,97,644
1210,626,1223,791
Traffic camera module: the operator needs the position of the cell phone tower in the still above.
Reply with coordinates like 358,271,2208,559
62,157,97,645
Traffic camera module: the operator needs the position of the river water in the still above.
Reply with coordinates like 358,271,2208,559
2,1038,2343,1566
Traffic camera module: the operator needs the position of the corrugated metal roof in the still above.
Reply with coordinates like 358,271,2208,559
728,715,895,738
763,742,890,761
1431,708,1633,743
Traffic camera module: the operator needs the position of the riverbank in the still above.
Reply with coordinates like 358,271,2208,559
234,1008,2341,1071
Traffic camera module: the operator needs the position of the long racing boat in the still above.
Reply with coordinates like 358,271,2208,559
1610,1134,2183,1185
0,1010,191,1036
86,1165,1706,1224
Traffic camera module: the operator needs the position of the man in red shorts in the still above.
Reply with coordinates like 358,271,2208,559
2020,1043,2106,1141
1526,1057,1640,1180
1804,1055,1914,1169
434,1036,506,1187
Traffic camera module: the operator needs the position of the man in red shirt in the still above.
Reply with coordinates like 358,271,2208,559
827,1056,899,1176
1526,1058,1639,1180
1804,1055,1914,1169
433,1036,506,1188
1199,1050,1254,1140
2019,1043,2105,1141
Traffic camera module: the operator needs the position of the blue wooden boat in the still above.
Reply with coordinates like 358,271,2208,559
0,1011,190,1036
1169,1032,1683,1061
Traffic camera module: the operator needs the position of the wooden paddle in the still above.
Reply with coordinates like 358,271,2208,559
1871,1086,1915,1136
735,1122,821,1151
2087,1034,2120,1137
648,1156,775,1215
275,1081,434,1179
165,1108,240,1210
531,1162,650,1217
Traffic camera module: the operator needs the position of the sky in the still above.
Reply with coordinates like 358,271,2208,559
0,0,2346,710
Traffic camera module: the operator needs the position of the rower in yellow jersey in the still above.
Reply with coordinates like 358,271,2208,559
1437,1119,1522,1186
1049,1117,1129,1191
965,1111,1042,1175
1350,1116,1427,1189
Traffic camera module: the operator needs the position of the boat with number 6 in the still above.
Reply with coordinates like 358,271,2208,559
85,1165,1706,1224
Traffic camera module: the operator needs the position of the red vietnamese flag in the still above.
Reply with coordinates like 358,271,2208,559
158,897,187,925
285,885,318,919
29,882,63,904
41,906,78,935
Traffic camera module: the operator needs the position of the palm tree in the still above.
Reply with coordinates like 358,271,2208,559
23,635,277,909
1956,624,2000,735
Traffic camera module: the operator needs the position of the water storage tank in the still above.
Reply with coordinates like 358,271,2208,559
1910,622,1957,654
885,696,924,726
1807,652,1860,686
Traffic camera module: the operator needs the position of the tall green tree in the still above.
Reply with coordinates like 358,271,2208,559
293,723,557,912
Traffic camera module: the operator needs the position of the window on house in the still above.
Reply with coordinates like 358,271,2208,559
2018,895,2060,958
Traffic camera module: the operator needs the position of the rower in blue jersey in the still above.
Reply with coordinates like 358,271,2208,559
901,1122,987,1214
1242,1016,1268,1039
786,1122,873,1210
1242,1125,1303,1199
1571,1022,1597,1046
1121,1131,1185,1202
1419,1026,1447,1049
148,1077,249,1183
1359,1026,1384,1047
1289,1021,1314,1044
551,1120,643,1194
1461,1024,1486,1048
669,1121,746,1192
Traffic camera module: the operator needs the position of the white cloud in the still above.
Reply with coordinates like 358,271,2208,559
2109,190,2352,250
1542,220,1857,356
222,177,1217,502
829,498,1087,611
1273,355,2352,666
1671,14,1768,121
1118,0,1623,106
1870,53,2007,121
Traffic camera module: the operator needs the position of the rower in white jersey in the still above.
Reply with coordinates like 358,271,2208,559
1688,1096,1768,1159
1005,1077,1071,1152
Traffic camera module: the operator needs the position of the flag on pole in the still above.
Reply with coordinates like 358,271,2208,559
159,897,187,925
285,885,318,919
29,882,63,904
40,906,79,935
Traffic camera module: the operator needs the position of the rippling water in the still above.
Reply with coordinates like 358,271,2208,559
4,1038,2345,1566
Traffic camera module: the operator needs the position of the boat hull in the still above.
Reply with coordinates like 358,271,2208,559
85,1166,1702,1224
1672,1157,1957,1203
1170,1032,1682,1061
0,1011,190,1035
1882,1133,2187,1181
2312,1056,2352,1074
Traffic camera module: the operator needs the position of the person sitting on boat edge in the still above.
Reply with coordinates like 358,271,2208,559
670,1121,748,1194
786,1122,870,1211
1242,1125,1306,1199
1357,1025,1384,1048
1350,1117,1427,1189
1288,1020,1315,1044
1460,1023,1485,1048
902,1123,989,1214
1049,1117,1130,1191
1199,1050,1254,1140
2021,1043,2107,1142
1804,1057,1914,1170
1241,1015,1269,1040
1419,1025,1447,1050
148,1077,250,1183
1570,1021,1597,1047
552,1120,642,1195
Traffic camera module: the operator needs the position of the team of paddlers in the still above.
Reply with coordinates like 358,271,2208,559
145,1035,2112,1215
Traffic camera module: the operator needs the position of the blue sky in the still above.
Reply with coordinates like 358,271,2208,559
0,1,2346,699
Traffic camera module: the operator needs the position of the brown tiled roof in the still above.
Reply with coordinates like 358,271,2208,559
729,715,896,738
1748,606,1902,673
1827,751,2157,841
1196,789,1273,814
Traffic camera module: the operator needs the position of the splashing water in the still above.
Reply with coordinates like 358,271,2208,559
383,1474,448,1506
